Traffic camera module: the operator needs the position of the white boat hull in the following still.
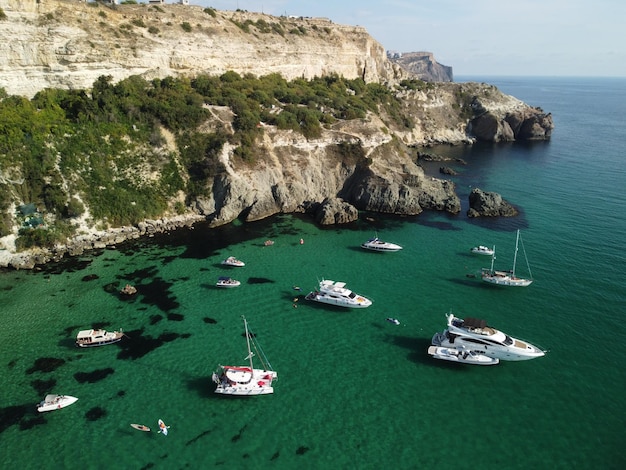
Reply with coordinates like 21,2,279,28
428,346,499,366
470,246,494,256
361,238,403,252
37,395,78,412
431,314,545,361
482,271,533,287
305,292,372,308
76,329,124,347
305,279,372,308
213,368,277,396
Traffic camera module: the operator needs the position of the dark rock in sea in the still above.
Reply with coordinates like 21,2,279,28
439,166,457,176
117,390,125,397
139,277,179,312
270,451,280,461
85,407,106,421
203,317,217,324
19,414,47,431
117,331,182,360
74,368,115,384
296,446,310,455
26,357,66,374
81,274,99,282
103,282,119,294
467,188,518,217
31,378,57,396
149,315,163,325
0,404,29,434
167,312,184,321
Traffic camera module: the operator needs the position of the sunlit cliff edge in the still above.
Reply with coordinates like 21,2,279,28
0,0,554,269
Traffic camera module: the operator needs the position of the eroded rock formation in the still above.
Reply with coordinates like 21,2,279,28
467,188,518,217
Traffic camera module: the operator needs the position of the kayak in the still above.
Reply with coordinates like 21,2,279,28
158,419,169,436
130,423,151,432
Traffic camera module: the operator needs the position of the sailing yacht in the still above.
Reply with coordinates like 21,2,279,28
481,230,533,287
212,316,277,396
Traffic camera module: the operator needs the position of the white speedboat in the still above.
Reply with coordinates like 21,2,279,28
305,279,372,308
427,345,500,366
212,316,277,396
37,394,78,412
482,230,533,287
470,245,494,256
75,328,124,347
361,236,402,252
216,276,240,288
221,256,245,267
386,317,400,325
431,313,545,361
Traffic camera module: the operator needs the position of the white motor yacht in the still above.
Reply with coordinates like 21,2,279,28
305,279,372,308
37,394,78,412
427,345,500,366
76,328,124,347
431,313,545,361
361,236,403,252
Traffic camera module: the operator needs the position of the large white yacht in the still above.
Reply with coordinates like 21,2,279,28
431,313,545,361
305,280,372,308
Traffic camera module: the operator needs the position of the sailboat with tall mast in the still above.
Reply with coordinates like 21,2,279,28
212,316,277,396
481,230,533,287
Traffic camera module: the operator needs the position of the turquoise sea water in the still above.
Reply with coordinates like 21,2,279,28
1,77,625,469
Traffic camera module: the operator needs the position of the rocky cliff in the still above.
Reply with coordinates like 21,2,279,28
388,51,453,82
0,0,554,269
0,0,405,98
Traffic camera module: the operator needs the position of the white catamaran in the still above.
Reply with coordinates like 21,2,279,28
212,316,277,396
481,230,533,287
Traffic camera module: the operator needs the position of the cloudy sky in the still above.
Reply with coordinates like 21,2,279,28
193,0,625,77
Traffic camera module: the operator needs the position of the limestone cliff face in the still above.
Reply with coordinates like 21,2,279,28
0,0,555,269
0,0,404,98
388,51,453,82
194,112,461,228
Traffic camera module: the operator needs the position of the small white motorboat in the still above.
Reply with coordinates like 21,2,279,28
386,317,400,325
216,276,241,288
361,236,402,252
76,328,124,347
470,245,495,256
221,256,245,267
428,346,499,366
37,394,78,412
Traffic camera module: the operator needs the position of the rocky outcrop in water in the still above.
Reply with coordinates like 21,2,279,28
467,188,518,217
469,95,554,142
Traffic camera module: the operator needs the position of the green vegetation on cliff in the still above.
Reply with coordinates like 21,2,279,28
0,72,420,247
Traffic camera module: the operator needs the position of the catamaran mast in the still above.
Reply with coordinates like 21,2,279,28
242,316,254,370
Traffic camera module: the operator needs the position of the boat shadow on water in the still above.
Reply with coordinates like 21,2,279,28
186,376,214,399
386,335,434,364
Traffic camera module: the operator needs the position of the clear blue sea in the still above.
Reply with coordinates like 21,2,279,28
1,77,625,470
